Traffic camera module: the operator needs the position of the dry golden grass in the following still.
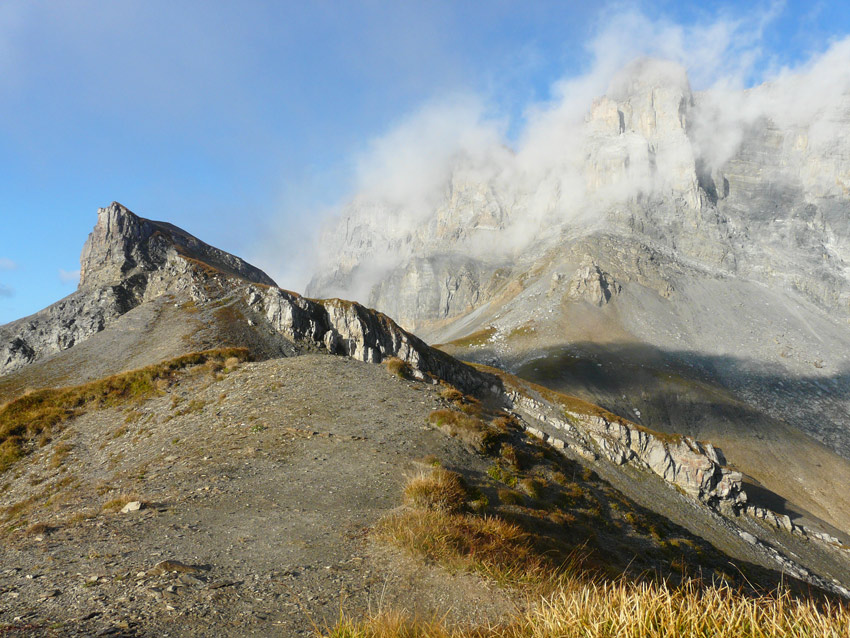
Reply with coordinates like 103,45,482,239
378,467,559,589
403,468,468,513
515,579,850,638
377,508,552,588
384,357,413,379
0,347,251,474
350,456,850,638
336,459,850,638
438,385,464,403
323,579,850,637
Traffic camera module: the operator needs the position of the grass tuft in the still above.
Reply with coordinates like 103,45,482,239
384,357,413,380
379,467,559,589
403,468,468,514
428,410,498,454
322,579,850,637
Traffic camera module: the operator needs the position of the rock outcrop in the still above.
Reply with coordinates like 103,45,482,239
565,258,621,305
79,202,277,290
505,386,747,513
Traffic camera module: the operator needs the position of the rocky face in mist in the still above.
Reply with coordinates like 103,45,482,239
308,58,850,329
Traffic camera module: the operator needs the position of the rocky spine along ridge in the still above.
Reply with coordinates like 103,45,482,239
0,203,500,397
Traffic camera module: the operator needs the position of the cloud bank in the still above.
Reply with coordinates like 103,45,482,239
309,5,850,302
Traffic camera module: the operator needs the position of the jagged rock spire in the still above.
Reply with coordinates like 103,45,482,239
79,202,277,290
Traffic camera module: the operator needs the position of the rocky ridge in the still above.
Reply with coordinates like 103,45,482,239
3,203,850,602
1,203,496,396
1,202,277,377
497,373,850,598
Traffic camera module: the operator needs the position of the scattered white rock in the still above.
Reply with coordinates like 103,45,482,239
121,501,143,513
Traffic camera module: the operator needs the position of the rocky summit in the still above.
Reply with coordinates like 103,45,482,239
1,200,850,636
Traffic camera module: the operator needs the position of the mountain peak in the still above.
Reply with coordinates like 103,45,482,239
79,202,277,290
606,57,692,102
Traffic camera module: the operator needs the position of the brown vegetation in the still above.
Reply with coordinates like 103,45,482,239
428,410,498,454
403,468,468,514
325,579,850,637
384,357,412,380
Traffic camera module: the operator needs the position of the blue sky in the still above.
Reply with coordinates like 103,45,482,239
1,0,849,324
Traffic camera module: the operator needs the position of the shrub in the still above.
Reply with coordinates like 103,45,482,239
487,462,518,487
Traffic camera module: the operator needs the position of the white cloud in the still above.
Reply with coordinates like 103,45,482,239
59,268,80,285
0,284,12,297
352,95,509,220
309,3,850,303
0,258,17,270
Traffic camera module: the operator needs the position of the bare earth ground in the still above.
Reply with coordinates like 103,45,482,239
0,355,515,636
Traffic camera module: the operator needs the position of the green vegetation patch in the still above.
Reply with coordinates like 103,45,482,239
434,326,497,350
